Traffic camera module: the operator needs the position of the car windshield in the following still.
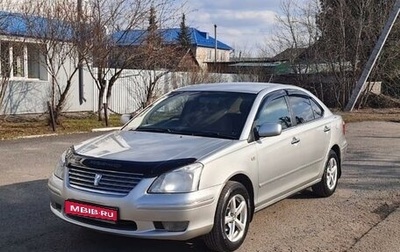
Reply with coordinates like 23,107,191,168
127,91,256,140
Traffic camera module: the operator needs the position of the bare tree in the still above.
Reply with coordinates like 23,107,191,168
262,0,399,108
257,0,325,99
128,42,196,108
79,0,184,122
267,0,320,74
79,0,143,121
17,0,81,123
318,0,397,108
0,4,12,115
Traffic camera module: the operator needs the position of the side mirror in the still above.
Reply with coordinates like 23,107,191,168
120,113,132,125
255,123,282,138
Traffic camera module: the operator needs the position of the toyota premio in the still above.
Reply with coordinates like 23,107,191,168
48,82,347,252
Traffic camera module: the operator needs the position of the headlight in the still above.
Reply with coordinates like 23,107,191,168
54,147,73,180
148,163,203,193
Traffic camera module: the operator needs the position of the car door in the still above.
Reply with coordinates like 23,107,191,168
286,92,332,183
254,92,305,206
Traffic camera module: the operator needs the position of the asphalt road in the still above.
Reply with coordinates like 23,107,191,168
0,122,399,252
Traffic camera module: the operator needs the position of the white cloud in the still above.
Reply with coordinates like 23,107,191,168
180,0,286,56
180,0,313,56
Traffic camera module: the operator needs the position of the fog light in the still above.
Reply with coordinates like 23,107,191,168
161,221,189,232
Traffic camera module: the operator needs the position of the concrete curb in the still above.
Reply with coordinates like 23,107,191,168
9,128,119,140
16,133,58,139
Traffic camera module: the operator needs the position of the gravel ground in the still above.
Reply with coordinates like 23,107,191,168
236,121,400,252
0,122,399,252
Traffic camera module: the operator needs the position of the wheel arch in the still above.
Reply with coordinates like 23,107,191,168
229,174,255,221
330,144,342,178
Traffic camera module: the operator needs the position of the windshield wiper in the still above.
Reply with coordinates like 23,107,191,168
135,127,173,133
135,127,236,139
189,131,236,140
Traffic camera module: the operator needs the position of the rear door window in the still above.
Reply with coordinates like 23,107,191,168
288,96,315,125
310,99,323,119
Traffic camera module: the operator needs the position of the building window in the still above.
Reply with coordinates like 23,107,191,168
28,44,47,80
219,51,225,61
0,42,10,77
0,41,47,80
207,49,212,61
12,43,25,77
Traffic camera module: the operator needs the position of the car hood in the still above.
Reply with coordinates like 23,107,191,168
71,130,233,177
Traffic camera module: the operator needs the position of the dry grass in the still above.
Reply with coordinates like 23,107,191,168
0,109,399,140
0,113,121,140
337,108,400,123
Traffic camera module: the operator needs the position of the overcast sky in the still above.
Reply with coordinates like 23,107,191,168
180,0,287,57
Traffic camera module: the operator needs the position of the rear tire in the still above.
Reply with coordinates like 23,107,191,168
312,150,339,197
204,181,250,252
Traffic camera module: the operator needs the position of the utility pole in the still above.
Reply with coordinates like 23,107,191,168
214,24,217,65
345,0,400,111
77,0,85,105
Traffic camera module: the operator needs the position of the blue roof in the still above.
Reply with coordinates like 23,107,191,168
0,11,72,40
0,11,231,51
112,28,233,51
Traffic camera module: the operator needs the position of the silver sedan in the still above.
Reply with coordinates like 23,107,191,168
48,82,347,252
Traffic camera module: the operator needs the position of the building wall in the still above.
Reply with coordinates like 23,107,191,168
194,47,231,69
2,79,50,114
1,65,238,115
0,55,95,115
98,69,238,114
57,66,95,113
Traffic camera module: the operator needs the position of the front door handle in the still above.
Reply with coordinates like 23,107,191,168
324,126,331,132
291,137,300,145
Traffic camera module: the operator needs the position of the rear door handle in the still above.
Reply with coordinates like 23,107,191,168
324,126,331,132
291,137,300,145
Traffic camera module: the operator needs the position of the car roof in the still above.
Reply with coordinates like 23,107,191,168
174,82,298,94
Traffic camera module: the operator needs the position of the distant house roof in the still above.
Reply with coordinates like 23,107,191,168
0,11,72,40
112,28,233,51
272,48,307,61
0,11,232,51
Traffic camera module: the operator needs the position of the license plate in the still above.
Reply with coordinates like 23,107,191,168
64,200,118,222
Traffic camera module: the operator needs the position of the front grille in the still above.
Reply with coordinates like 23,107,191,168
68,165,143,196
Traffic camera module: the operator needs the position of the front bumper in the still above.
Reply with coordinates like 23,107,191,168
48,174,221,240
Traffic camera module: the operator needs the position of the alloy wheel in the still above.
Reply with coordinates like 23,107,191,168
224,194,248,243
326,157,338,190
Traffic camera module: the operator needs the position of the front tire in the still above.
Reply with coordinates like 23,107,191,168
312,150,339,197
204,181,251,252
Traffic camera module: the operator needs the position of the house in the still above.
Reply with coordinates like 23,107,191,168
0,11,94,115
112,28,233,70
0,11,49,81
0,11,235,116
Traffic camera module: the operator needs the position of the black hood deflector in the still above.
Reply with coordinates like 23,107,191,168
68,150,197,177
